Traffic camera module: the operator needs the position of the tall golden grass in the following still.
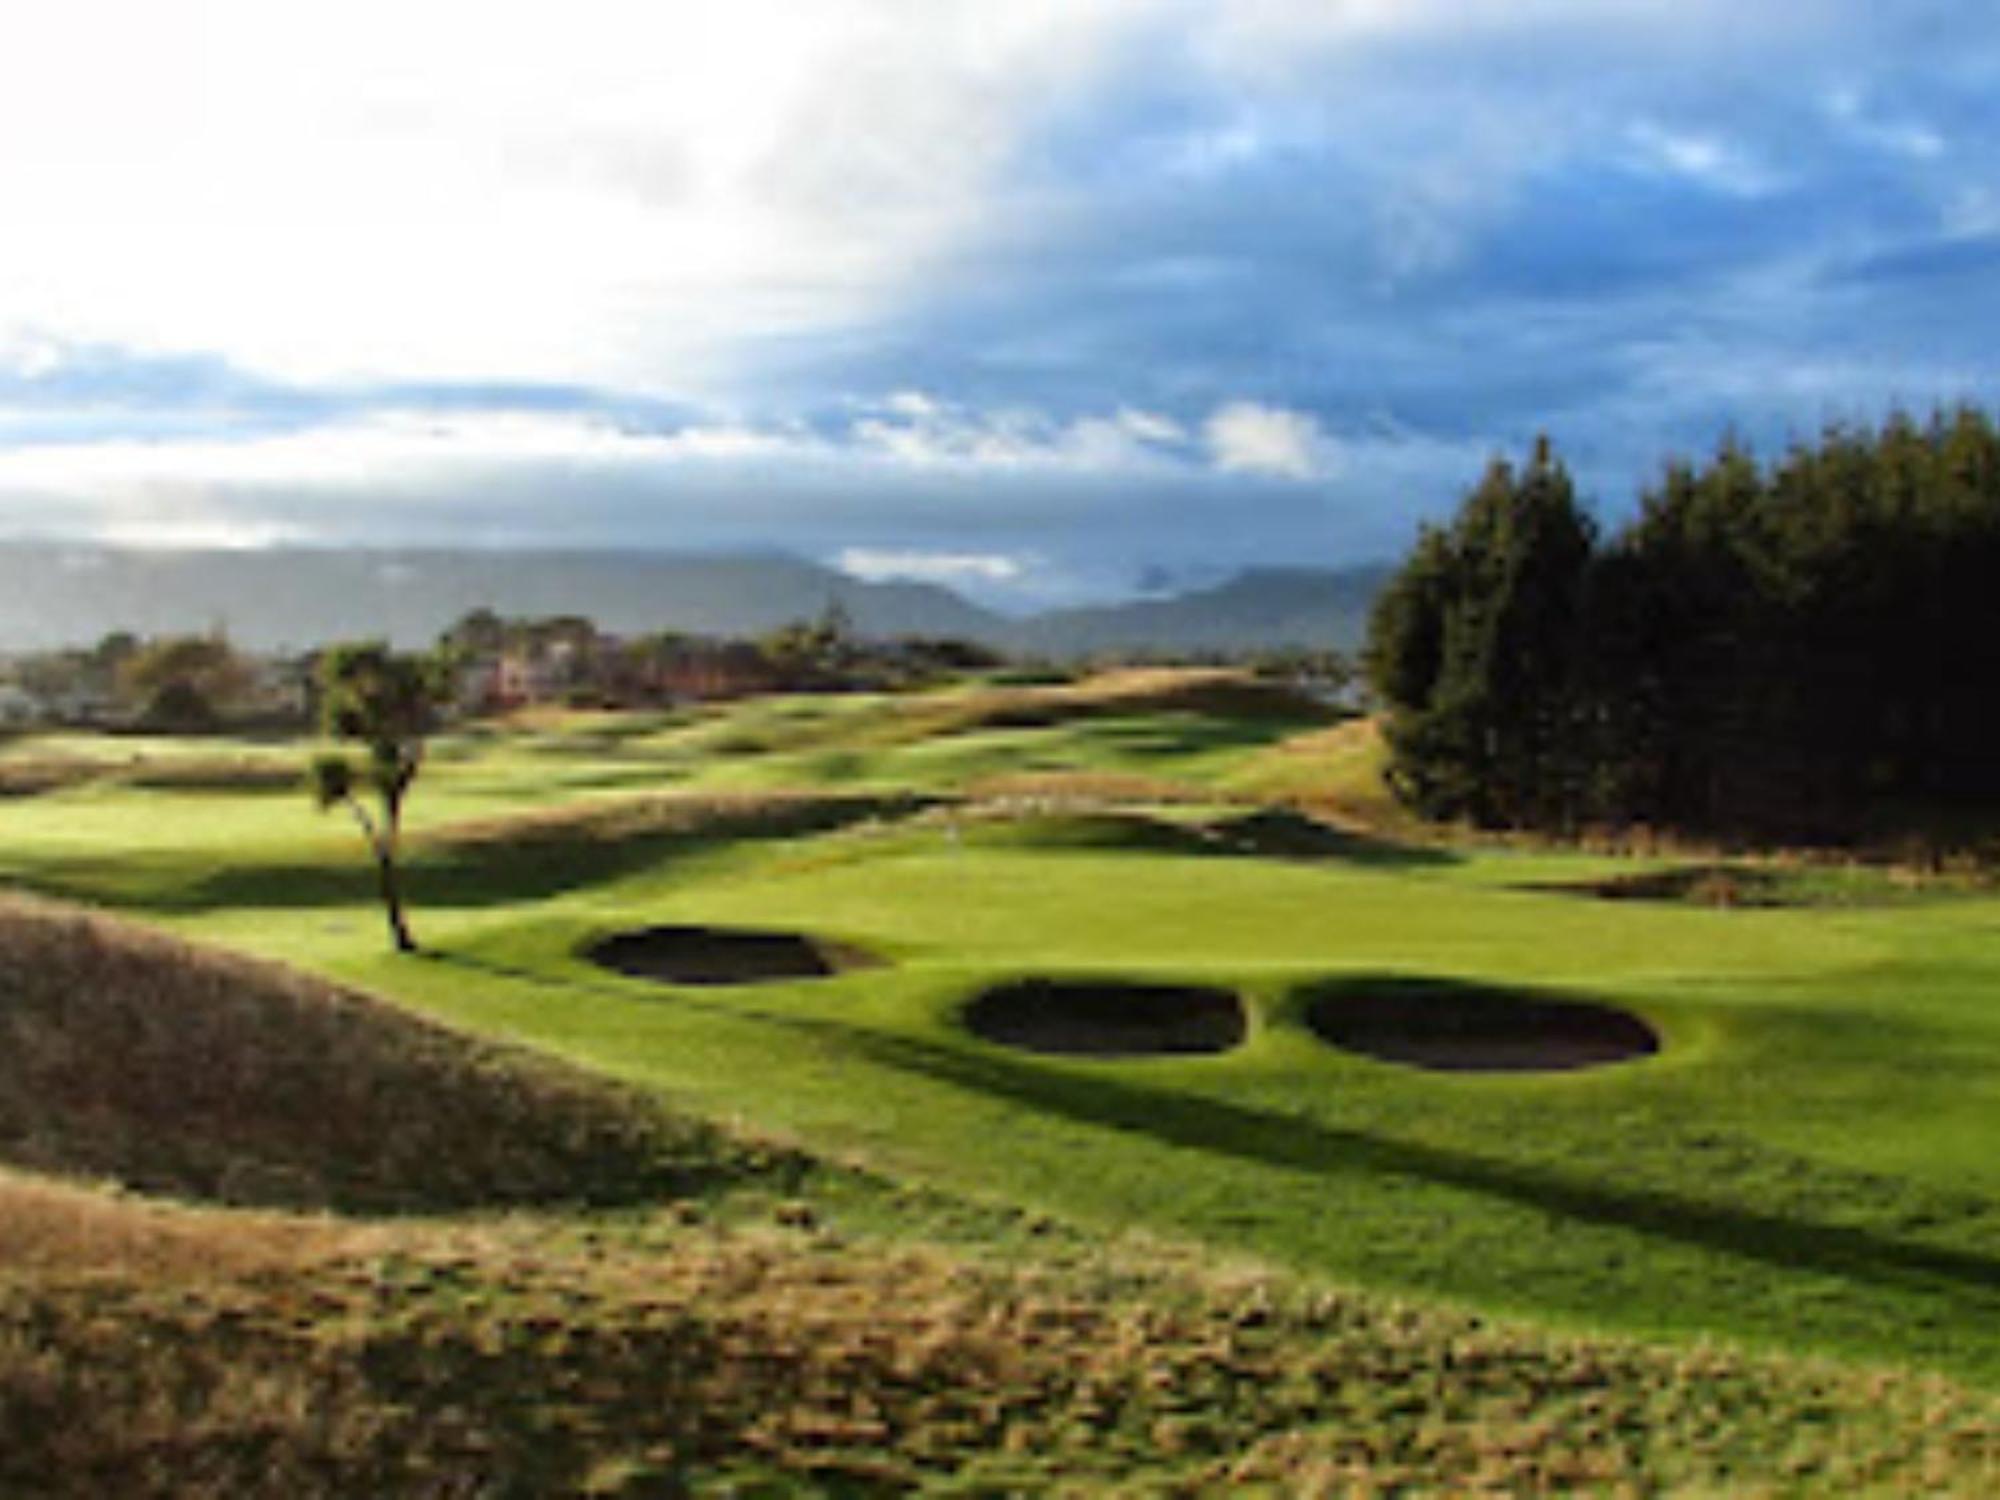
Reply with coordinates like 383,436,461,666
0,896,743,1213
0,1197,1990,1496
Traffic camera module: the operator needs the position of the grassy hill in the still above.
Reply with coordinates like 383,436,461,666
1016,564,1389,655
0,896,767,1213
0,542,1387,653
0,668,1995,1490
4,1163,1990,1495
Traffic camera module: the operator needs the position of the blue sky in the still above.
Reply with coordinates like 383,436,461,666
0,0,1995,607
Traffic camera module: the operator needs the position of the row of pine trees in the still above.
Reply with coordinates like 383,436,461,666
1364,407,2000,840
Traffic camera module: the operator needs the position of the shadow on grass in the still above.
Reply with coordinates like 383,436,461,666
1,794,1455,920
1202,809,1458,870
428,948,2000,1323
1063,713,1319,761
819,1022,2000,1306
1,853,371,915
952,807,1456,870
1,794,934,917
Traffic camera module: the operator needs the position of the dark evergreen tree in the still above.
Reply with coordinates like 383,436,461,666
1367,408,2000,842
1367,437,1594,827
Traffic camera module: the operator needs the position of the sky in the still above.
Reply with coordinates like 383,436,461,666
0,0,1995,608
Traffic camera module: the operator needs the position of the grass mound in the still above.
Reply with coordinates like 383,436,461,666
0,898,754,1213
587,924,880,987
1542,861,1796,908
892,667,1333,744
115,758,303,794
1306,976,1660,1073
926,804,1220,856
1027,667,1333,722
0,754,300,799
1,1198,1992,1495
433,789,929,853
0,758,99,799
1539,859,1985,908
965,978,1247,1056
0,1167,339,1280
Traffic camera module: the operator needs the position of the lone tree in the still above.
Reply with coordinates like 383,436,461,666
310,642,450,953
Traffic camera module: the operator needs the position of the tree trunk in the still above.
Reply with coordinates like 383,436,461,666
344,795,417,954
379,789,418,954
373,842,417,953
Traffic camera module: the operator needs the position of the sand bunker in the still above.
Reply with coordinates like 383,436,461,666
1541,863,1786,908
965,979,1246,1057
1306,980,1658,1072
587,925,879,987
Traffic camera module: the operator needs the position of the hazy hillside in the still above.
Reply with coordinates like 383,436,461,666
0,545,1386,655
0,546,1000,652
1015,566,1390,655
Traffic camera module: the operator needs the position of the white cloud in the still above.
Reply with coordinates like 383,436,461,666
1625,121,1780,198
1203,401,1331,479
0,385,1515,592
1110,407,1187,444
0,396,1223,549
0,411,660,490
883,390,943,419
0,0,1142,390
1823,87,1947,161
847,396,1186,473
89,514,305,550
0,0,1801,397
0,334,65,381
836,547,1026,584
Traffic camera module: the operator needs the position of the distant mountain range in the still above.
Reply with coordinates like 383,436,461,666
1013,567,1388,656
0,544,1390,657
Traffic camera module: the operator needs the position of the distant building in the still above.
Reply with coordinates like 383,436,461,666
246,657,314,723
49,685,118,726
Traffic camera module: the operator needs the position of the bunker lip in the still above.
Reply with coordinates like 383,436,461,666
1306,979,1658,1073
586,925,881,987
965,978,1247,1057
1525,863,1788,908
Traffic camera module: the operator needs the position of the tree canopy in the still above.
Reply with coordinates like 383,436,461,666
1366,408,2000,842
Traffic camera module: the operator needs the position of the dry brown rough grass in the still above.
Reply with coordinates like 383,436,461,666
0,896,756,1213
0,1187,1991,1496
